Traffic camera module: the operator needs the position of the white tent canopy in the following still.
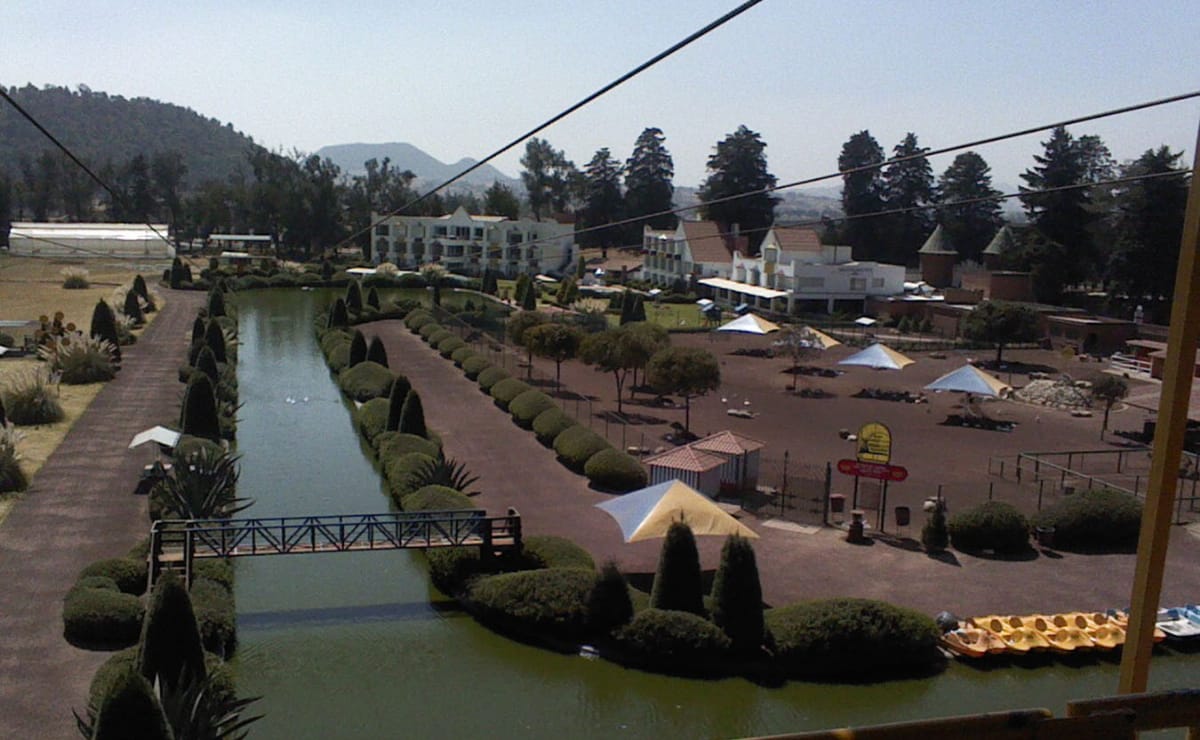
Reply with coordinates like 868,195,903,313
128,426,181,450
838,343,915,370
924,365,1010,397
716,313,781,335
595,479,758,542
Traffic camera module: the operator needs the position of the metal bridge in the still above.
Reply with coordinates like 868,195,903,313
148,508,521,586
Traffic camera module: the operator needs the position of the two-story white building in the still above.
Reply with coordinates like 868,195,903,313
699,226,905,314
643,220,747,288
371,207,575,277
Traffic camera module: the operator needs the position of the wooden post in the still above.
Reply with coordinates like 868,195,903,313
1119,122,1200,695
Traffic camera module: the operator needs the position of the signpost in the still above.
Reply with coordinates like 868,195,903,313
842,422,906,532
837,459,908,481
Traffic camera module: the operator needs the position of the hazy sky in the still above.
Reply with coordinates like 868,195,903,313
3,1,1198,191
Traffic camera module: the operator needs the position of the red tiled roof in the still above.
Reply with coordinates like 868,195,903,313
773,228,822,253
691,430,766,455
644,445,727,473
681,220,735,265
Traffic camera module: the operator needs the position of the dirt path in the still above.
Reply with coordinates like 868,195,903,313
0,290,203,740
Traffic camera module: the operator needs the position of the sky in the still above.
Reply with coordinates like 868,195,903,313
3,0,1199,193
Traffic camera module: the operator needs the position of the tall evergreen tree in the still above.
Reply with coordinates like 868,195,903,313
711,535,765,655
578,148,624,252
203,320,227,364
398,390,427,438
697,125,778,253
89,299,121,363
520,282,537,311
207,288,226,319
936,151,1003,262
385,375,413,432
649,521,705,616
179,373,220,441
483,180,521,220
138,570,207,693
838,130,886,260
624,127,676,238
520,138,577,220
881,133,935,265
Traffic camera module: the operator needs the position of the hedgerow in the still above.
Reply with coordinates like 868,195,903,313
461,355,491,380
614,609,731,673
1031,488,1142,551
337,361,394,401
469,568,597,643
947,500,1030,555
532,407,577,446
508,390,556,428
553,426,610,472
583,448,647,492
518,535,596,571
476,366,511,391
490,378,532,410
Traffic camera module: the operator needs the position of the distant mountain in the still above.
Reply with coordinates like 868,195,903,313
0,83,261,187
316,142,521,192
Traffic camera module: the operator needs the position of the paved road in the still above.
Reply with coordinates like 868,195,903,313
0,290,202,740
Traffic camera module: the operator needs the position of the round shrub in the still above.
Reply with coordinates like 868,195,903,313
419,322,445,341
437,336,466,358
509,390,556,428
947,500,1030,554
384,452,437,503
450,346,476,367
74,575,121,592
490,378,532,410
191,577,236,658
583,448,648,492
87,646,139,710
588,562,635,636
403,484,475,512
426,330,453,348
62,587,144,648
519,535,596,571
553,426,610,472
462,355,491,380
428,547,484,597
405,311,435,332
532,407,577,446
377,431,440,460
766,598,941,679
79,558,147,595
320,329,353,357
337,361,394,401
469,568,598,642
615,609,731,671
191,559,235,593
477,366,511,391
1031,488,1142,551
326,342,351,373
355,397,390,446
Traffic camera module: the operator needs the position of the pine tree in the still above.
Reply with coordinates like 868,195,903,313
203,320,227,364
937,151,1003,262
697,125,778,253
624,127,675,239
207,288,226,318
138,570,207,693
711,535,764,654
481,268,499,295
367,336,388,367
345,280,363,313
520,138,577,220
194,345,220,386
520,283,537,311
191,315,206,345
881,133,935,265
169,257,185,289
89,299,121,363
327,297,349,328
649,521,704,615
587,561,634,635
366,286,381,310
123,289,144,325
398,390,427,438
132,273,149,301
513,273,531,306
348,330,367,368
179,373,221,441
628,294,646,323
838,130,886,260
385,375,413,431
483,180,521,220
578,148,624,251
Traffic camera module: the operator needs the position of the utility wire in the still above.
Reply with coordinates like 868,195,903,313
0,87,174,248
341,0,766,249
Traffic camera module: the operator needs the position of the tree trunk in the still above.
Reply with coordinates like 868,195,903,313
614,371,624,414
684,396,691,435
555,360,562,391
996,343,1004,364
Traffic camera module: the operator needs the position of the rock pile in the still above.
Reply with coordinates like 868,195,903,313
1014,378,1092,409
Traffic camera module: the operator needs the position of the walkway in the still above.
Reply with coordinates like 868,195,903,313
0,290,203,740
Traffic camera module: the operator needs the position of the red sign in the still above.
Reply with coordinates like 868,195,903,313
837,459,908,482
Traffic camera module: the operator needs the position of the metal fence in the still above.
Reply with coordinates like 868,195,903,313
749,456,831,527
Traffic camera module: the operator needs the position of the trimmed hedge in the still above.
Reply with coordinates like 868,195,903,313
469,568,597,643
192,559,235,594
403,485,475,512
509,390,556,428
437,336,466,358
583,448,648,492
79,558,147,595
383,452,437,502
1031,488,1142,551
553,426,610,472
75,575,121,592
477,366,511,391
766,598,941,679
337,361,394,401
519,535,596,571
89,649,235,714
423,326,450,344
355,397,391,446
532,407,577,446
191,577,237,658
490,378,532,410
450,346,476,367
428,547,483,597
405,311,436,332
377,431,440,460
947,501,1030,554
615,609,731,671
461,355,491,380
62,587,144,648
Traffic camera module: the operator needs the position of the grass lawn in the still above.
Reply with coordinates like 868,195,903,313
604,301,712,330
0,254,168,526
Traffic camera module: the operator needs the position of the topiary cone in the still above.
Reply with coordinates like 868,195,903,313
180,374,220,441
90,668,172,740
367,336,388,367
385,375,413,431
398,390,427,438
138,570,207,693
207,288,226,318
649,521,705,616
89,299,121,363
203,320,227,364
348,330,367,368
711,535,765,654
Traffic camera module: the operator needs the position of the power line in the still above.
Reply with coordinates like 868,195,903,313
341,0,766,250
0,87,174,248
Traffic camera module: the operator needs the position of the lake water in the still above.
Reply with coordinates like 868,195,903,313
233,289,1197,739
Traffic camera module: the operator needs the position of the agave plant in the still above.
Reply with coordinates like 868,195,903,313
156,446,251,520
37,332,117,384
410,452,481,496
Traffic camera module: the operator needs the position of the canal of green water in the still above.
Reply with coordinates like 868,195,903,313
233,289,1197,738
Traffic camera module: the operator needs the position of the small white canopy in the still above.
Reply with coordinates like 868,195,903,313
838,343,915,371
925,365,1011,397
128,426,181,450
854,316,877,326
716,313,781,335
345,267,377,276
696,298,714,307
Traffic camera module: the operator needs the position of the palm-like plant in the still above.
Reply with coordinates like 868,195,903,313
156,447,251,520
410,452,481,496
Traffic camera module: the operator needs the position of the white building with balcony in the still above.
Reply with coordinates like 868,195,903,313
699,226,905,314
371,207,575,277
642,220,747,288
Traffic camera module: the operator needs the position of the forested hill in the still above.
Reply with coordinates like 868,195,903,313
0,83,261,186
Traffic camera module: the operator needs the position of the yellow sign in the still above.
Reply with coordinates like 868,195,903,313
856,422,892,464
